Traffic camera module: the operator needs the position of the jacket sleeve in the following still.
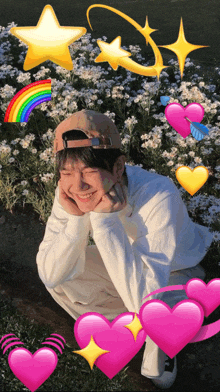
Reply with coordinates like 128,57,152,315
36,186,90,289
89,187,185,313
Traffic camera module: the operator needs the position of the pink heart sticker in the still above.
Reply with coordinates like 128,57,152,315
8,347,58,392
74,312,146,379
186,278,220,318
139,299,204,358
165,103,204,138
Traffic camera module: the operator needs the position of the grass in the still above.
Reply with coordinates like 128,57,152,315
0,293,136,392
0,240,219,391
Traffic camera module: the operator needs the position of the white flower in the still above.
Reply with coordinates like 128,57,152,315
169,151,177,158
167,160,174,166
21,180,28,186
124,116,138,128
20,140,30,149
208,205,220,215
151,141,160,149
39,148,52,162
187,137,197,146
202,215,213,225
208,85,216,92
13,149,19,156
175,163,183,169
189,151,195,157
40,173,55,183
104,111,115,122
32,149,37,154
176,139,187,147
0,84,16,98
162,151,169,158
22,189,29,196
0,145,11,154
8,157,15,163
26,134,35,141
194,157,202,164
212,231,220,242
122,135,131,145
17,72,31,83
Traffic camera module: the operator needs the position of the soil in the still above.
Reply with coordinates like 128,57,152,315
0,204,220,391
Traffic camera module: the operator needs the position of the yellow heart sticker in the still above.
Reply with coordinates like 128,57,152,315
175,166,209,196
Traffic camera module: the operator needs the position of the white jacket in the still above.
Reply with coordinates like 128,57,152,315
36,165,213,313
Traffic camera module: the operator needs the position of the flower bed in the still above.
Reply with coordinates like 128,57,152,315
0,23,219,252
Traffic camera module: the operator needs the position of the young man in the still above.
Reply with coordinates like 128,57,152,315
36,109,213,389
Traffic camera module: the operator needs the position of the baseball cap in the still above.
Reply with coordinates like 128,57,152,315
54,109,121,153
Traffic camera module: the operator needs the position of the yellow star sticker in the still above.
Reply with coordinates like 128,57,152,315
10,5,87,71
95,36,131,70
124,313,143,341
141,17,157,45
159,18,208,77
73,335,110,370
153,54,168,79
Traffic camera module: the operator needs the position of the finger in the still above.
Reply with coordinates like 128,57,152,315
59,182,74,202
102,193,115,212
103,178,115,194
104,192,115,204
108,186,119,203
60,188,69,200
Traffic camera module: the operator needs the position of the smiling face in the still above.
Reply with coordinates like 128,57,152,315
59,157,125,213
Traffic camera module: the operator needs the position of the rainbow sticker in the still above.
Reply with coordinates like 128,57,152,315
4,80,51,122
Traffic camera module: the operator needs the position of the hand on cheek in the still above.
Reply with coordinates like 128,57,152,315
102,177,115,194
93,182,127,213
58,180,84,216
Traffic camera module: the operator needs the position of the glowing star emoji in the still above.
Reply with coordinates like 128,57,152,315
124,313,143,341
159,18,208,77
73,335,110,370
10,5,86,71
176,166,209,196
141,16,158,45
87,5,167,79
96,37,131,70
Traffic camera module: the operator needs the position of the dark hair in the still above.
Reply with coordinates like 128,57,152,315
56,130,128,182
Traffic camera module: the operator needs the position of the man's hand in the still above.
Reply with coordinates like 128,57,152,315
58,180,84,216
93,182,127,213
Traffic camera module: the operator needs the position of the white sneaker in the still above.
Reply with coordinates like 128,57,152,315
151,356,177,390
